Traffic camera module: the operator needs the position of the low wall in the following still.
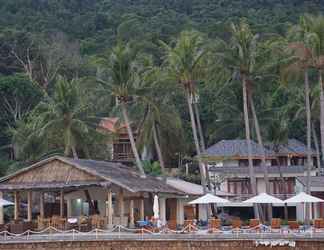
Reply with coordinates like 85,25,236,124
1,239,324,250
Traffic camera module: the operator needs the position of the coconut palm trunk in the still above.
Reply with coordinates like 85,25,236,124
152,122,166,177
71,145,79,159
121,102,146,177
319,71,324,167
186,91,207,193
249,94,272,222
242,74,259,219
312,123,321,170
193,101,212,190
305,70,312,223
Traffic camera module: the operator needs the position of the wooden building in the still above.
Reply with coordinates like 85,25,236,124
0,156,189,228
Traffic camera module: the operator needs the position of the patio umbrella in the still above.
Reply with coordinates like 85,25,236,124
0,198,13,206
153,195,159,219
243,193,284,204
189,193,229,204
284,192,324,203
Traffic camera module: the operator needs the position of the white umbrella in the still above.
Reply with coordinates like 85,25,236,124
153,195,159,219
0,198,13,206
243,193,284,204
189,193,229,204
284,192,324,203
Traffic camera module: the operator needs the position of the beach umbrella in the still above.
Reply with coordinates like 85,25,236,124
153,195,159,219
0,198,13,206
243,193,284,204
284,192,324,203
189,193,229,204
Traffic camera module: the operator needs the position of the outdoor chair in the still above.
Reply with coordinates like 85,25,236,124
248,219,260,232
90,214,105,229
183,220,196,233
208,218,221,233
51,215,66,230
37,216,51,230
231,219,242,232
78,216,91,232
288,221,300,232
271,218,281,232
314,218,324,232
166,220,177,231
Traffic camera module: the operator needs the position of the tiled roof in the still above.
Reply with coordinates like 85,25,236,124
266,139,316,156
297,176,324,187
204,139,275,159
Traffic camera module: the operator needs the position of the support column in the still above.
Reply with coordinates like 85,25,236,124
140,198,145,220
0,191,3,224
40,192,44,218
60,190,64,217
129,199,134,228
159,197,166,225
106,189,113,228
14,191,19,220
176,199,184,225
118,188,124,224
67,199,72,218
27,191,32,222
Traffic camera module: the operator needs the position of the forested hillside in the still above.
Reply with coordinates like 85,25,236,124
1,0,324,177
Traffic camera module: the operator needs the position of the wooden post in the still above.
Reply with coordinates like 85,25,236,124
0,191,3,224
27,191,32,222
40,192,44,218
119,188,124,224
129,200,134,228
106,189,113,228
60,190,64,217
14,191,19,220
140,198,145,220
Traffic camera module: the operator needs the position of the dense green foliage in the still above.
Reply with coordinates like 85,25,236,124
1,0,324,177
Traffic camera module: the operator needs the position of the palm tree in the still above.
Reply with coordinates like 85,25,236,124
160,30,208,191
217,20,266,218
299,14,324,167
33,76,92,159
96,43,147,177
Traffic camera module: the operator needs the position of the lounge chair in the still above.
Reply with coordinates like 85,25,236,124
314,218,324,232
90,214,105,229
248,219,260,232
183,220,196,233
271,218,281,232
208,218,221,233
167,220,177,231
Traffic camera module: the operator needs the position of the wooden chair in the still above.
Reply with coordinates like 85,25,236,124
183,220,196,233
248,219,260,232
313,218,324,232
51,215,66,230
288,221,300,232
90,214,105,229
208,218,221,233
271,218,281,232
231,219,242,232
167,220,177,231
78,216,91,232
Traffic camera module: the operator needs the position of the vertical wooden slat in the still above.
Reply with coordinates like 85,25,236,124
40,192,44,218
60,190,64,217
14,191,19,220
106,189,113,228
129,199,134,228
27,191,32,221
119,188,124,224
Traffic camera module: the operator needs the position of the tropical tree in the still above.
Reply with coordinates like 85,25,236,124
160,30,208,191
33,76,93,159
96,42,148,177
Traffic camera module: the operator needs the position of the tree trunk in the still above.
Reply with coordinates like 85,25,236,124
194,101,213,191
121,102,146,177
71,145,79,159
186,91,207,193
249,94,272,222
242,75,259,219
312,122,321,170
305,70,312,224
319,70,324,166
152,122,166,178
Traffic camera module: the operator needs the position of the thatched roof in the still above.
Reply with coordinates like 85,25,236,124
0,156,184,195
203,139,275,159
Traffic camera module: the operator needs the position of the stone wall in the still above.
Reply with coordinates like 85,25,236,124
1,240,324,250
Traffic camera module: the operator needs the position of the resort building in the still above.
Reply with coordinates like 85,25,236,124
0,156,207,229
205,139,318,218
